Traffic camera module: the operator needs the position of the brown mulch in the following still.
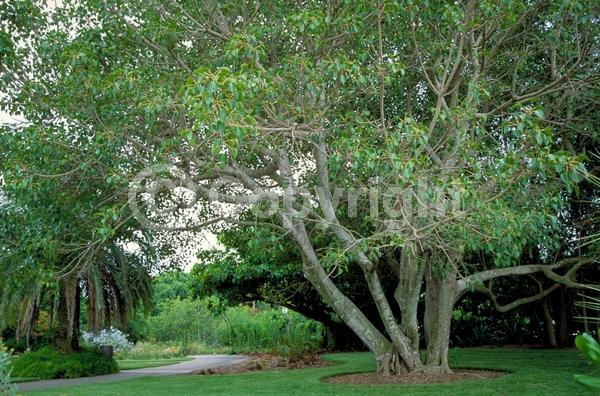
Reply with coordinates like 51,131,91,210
194,352,330,375
325,369,505,385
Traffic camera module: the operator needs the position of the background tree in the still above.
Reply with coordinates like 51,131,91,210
191,225,367,350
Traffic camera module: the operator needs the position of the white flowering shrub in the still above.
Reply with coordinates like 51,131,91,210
81,327,134,353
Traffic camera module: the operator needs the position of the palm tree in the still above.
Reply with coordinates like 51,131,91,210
1,242,153,352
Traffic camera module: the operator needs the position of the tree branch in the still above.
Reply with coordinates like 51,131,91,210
456,257,598,300
478,282,561,312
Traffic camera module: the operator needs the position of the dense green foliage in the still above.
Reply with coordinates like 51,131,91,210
224,305,322,353
140,298,322,355
0,340,16,396
151,270,193,310
115,270,322,356
10,347,118,380
145,298,204,343
25,349,597,396
0,0,190,347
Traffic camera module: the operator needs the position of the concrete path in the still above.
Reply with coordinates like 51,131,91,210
18,354,248,392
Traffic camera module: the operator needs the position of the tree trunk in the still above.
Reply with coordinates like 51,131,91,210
87,277,98,333
53,278,80,352
556,288,569,346
423,264,457,374
542,297,557,347
285,215,459,376
390,247,424,352
361,262,423,373
287,220,397,372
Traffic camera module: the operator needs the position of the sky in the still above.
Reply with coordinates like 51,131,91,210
0,110,23,124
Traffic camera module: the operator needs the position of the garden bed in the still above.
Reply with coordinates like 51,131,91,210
194,352,329,375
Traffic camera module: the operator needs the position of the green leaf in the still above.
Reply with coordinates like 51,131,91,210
575,333,600,367
534,109,544,119
574,374,600,390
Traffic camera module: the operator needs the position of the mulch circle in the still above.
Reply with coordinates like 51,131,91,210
325,369,505,385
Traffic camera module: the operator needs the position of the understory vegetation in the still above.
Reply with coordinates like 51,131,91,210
141,301,322,354
3,268,595,385
2,270,323,381
9,346,118,380
117,271,325,359
121,302,323,359
0,340,16,395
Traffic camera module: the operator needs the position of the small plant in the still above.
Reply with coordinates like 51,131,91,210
0,340,17,396
81,327,134,353
574,333,600,389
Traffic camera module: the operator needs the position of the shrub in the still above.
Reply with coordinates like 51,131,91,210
0,340,17,396
220,305,323,353
81,327,134,353
10,346,118,380
145,298,323,354
2,327,54,354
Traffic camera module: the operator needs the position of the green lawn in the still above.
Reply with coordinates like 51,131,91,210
23,348,597,395
117,357,192,370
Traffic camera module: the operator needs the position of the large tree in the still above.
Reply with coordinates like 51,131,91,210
2,0,599,373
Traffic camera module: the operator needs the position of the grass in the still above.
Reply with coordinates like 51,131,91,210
116,357,192,370
22,348,598,395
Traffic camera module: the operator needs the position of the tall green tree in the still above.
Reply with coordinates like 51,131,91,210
0,0,192,351
2,0,599,373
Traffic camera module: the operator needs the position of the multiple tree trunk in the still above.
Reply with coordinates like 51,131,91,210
265,138,596,375
296,243,595,374
541,288,575,348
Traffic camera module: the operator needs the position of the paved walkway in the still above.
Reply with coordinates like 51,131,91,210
18,354,248,392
